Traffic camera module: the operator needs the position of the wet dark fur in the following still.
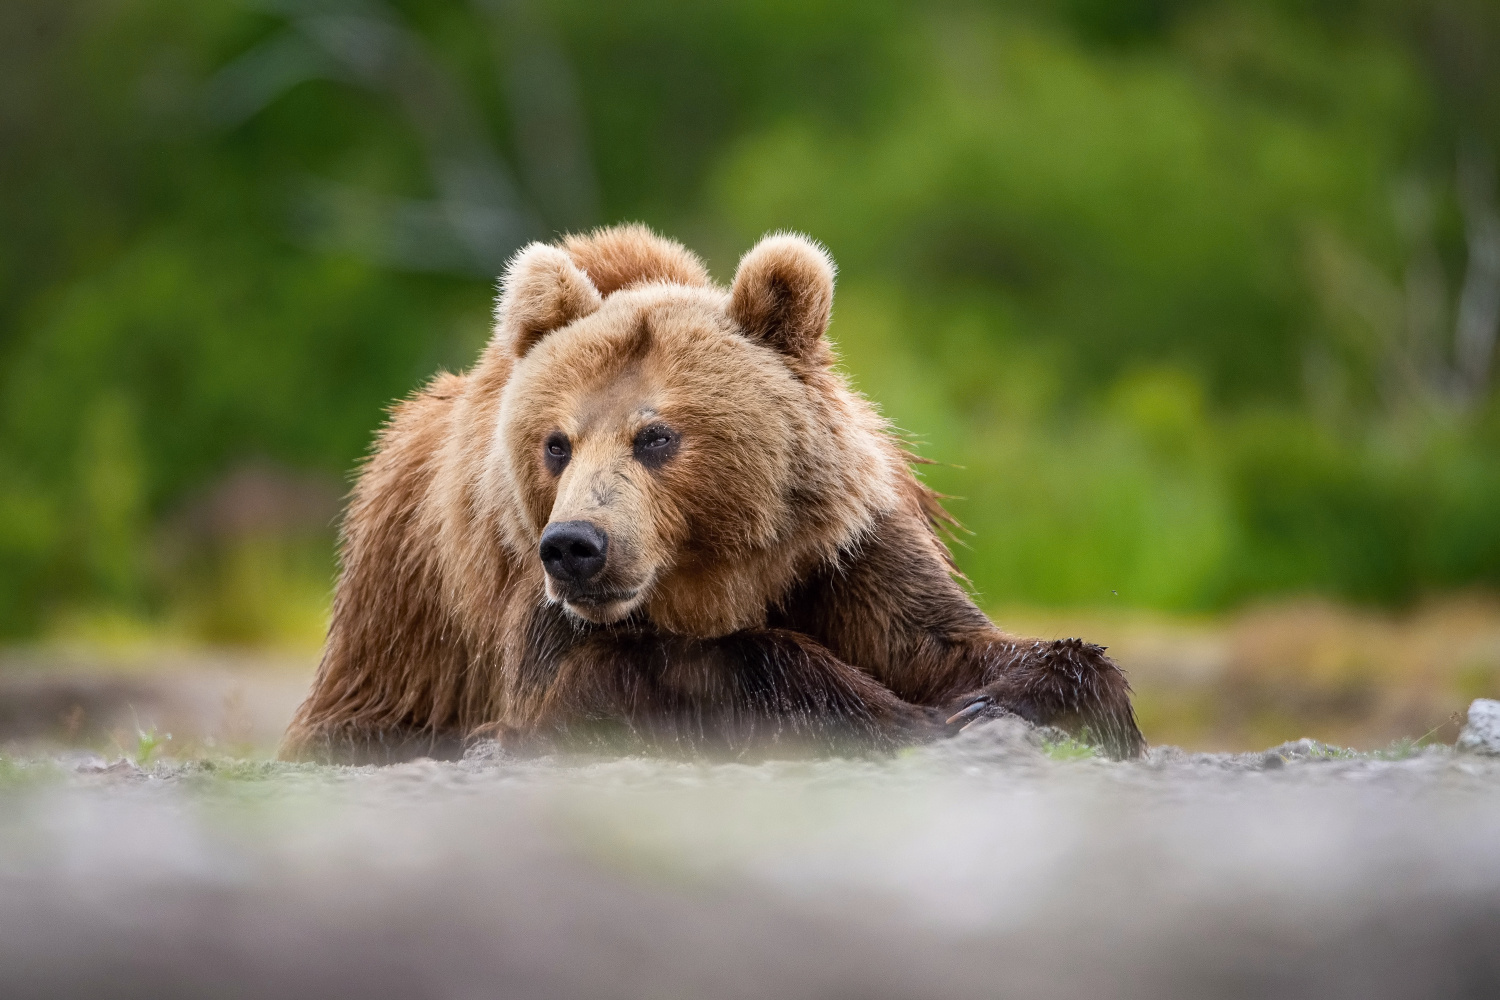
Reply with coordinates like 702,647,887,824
770,508,1144,760
291,489,1143,764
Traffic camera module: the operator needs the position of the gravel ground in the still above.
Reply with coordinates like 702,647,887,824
2,717,1499,1000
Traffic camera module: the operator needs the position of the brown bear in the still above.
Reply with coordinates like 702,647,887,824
282,225,1145,763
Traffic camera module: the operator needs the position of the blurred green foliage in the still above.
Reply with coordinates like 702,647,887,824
1,0,1498,640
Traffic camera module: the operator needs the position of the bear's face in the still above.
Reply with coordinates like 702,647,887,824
482,229,898,636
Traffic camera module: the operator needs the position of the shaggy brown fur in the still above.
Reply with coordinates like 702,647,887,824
283,225,1145,763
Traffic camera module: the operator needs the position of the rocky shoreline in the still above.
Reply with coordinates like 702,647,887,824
1,703,1498,999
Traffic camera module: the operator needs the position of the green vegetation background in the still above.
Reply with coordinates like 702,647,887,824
3,0,1498,644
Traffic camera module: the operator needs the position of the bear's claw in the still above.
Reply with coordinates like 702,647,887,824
945,698,992,727
944,696,1027,734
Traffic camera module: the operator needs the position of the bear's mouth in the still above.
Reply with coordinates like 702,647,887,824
566,589,638,607
555,588,642,624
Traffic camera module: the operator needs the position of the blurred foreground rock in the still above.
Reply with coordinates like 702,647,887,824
3,722,1499,1000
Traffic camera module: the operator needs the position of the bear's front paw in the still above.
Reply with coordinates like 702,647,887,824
945,637,1147,760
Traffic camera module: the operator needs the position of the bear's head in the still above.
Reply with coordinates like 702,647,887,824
479,226,901,637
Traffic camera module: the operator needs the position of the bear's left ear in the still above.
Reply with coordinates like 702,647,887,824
729,233,835,362
495,242,603,356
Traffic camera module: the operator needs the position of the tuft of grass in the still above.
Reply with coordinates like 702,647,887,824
1041,734,1099,761
133,726,171,766
1371,737,1421,761
1296,725,1453,762
1302,743,1361,760
1366,724,1454,760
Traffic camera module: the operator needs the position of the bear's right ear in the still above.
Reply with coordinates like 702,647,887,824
495,243,603,356
729,233,836,363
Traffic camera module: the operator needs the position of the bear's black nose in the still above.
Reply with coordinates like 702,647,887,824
539,520,608,585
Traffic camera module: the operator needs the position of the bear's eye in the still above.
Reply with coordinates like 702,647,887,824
633,424,679,469
543,432,570,474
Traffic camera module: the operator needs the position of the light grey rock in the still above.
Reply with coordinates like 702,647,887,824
461,738,505,762
1266,737,1339,760
74,756,140,775
922,713,1049,765
1457,698,1500,756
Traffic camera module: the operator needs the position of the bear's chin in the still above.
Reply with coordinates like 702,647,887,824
557,593,642,626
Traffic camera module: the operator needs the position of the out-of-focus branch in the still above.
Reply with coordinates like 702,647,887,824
204,0,545,275
1454,143,1500,405
475,0,600,234
1394,178,1448,407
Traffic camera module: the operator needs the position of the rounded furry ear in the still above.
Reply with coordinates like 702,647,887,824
561,224,711,295
729,233,836,361
495,243,603,356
